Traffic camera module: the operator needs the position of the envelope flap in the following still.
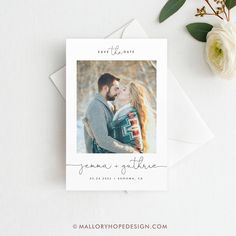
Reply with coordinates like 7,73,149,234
122,19,148,38
50,67,66,98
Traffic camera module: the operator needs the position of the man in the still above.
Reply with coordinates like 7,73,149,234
84,73,136,153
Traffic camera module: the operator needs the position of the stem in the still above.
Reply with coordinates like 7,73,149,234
222,4,228,20
205,13,217,15
205,0,224,20
223,0,230,21
228,7,231,21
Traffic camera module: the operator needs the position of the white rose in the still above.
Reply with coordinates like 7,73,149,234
206,21,236,79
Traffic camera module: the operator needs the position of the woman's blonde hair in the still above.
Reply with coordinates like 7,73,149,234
128,81,150,152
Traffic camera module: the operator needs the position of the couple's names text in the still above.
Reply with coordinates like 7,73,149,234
76,156,163,175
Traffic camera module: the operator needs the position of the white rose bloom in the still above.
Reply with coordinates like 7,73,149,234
206,21,236,79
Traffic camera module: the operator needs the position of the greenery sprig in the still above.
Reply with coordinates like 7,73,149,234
159,0,236,42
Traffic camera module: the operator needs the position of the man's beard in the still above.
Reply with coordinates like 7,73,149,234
106,89,116,101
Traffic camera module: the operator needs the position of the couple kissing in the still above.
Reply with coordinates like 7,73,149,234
83,73,154,153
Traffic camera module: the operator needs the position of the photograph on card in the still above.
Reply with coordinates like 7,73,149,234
77,60,157,154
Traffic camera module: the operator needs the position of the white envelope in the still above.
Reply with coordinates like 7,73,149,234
49,19,214,166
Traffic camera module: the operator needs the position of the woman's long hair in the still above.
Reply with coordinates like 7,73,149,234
129,82,150,152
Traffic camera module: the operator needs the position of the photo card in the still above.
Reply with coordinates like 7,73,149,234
66,39,167,191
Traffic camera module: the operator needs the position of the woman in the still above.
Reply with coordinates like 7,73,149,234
111,81,150,153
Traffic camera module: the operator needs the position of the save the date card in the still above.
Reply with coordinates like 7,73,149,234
66,39,167,191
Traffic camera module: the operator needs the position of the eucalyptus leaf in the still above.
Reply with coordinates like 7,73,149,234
225,0,236,10
186,23,213,42
159,0,186,23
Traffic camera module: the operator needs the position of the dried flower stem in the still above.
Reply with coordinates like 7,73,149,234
205,0,224,19
221,4,228,20
228,7,231,21
205,13,217,15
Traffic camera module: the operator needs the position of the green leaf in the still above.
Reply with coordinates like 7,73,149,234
159,0,186,23
186,23,213,42
225,0,236,10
